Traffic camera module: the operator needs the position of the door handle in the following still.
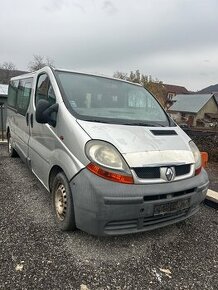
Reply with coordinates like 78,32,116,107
30,113,34,128
26,113,29,126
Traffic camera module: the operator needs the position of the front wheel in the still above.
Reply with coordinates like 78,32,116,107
8,134,18,157
52,172,76,231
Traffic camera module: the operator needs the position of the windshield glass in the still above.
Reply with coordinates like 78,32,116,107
56,71,170,126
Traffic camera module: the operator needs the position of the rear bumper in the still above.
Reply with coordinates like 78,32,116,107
70,168,209,236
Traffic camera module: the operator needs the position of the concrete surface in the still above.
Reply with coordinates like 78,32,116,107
207,189,218,203
0,143,217,290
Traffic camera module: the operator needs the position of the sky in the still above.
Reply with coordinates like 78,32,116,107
0,0,218,91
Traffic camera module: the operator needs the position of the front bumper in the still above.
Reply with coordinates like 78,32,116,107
70,168,209,236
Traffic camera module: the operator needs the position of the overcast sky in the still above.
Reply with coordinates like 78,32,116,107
0,0,218,91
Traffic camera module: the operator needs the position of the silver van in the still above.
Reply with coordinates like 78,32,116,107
6,66,209,236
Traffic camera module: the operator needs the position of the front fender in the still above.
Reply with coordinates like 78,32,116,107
48,148,86,183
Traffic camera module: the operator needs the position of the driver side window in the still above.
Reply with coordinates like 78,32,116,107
35,74,56,106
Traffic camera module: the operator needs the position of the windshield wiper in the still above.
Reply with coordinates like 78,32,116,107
79,118,166,127
82,118,110,124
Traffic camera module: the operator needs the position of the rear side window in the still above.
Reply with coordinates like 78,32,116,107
7,80,19,108
17,78,33,115
35,74,56,106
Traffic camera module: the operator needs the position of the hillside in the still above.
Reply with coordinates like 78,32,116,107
0,69,28,84
198,84,218,94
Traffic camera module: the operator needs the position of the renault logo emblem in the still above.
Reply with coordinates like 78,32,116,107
165,167,175,182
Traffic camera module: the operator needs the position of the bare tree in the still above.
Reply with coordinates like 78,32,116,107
28,55,55,71
0,61,16,70
0,61,17,84
113,71,128,80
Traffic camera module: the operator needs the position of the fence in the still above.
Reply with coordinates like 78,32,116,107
0,102,6,141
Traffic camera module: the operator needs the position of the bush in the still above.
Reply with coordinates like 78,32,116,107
185,130,218,162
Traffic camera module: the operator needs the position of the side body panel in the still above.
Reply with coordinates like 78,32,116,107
12,111,29,160
6,77,34,162
27,67,90,189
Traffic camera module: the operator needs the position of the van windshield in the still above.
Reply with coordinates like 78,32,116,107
56,71,170,126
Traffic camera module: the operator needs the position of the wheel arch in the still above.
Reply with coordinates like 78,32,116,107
49,165,64,191
47,148,86,191
6,126,10,138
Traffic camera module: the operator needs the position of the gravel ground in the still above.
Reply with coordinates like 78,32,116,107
207,163,218,192
0,143,217,290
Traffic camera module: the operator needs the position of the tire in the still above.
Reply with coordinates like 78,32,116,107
8,134,18,157
52,172,76,231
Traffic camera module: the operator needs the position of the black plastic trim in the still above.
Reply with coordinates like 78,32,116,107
150,130,177,136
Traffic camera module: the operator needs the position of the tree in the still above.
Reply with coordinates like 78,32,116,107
113,71,128,80
0,61,16,71
145,81,167,107
28,55,55,71
0,61,17,84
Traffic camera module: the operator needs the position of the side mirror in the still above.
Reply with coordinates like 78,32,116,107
35,99,59,127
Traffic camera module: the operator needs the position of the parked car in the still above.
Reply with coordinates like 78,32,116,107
6,67,209,236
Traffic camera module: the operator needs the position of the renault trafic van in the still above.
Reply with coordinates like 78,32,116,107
6,66,209,236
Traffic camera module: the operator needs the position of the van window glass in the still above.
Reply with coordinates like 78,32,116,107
17,79,32,115
56,71,170,126
35,74,56,106
7,80,19,108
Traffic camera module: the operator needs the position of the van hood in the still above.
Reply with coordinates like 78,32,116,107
77,120,195,167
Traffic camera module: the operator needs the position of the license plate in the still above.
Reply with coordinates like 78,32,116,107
154,198,190,216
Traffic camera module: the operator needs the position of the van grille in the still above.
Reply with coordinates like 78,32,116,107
104,211,188,232
142,211,188,227
143,188,196,202
134,167,160,179
104,219,138,231
175,164,190,176
133,164,191,179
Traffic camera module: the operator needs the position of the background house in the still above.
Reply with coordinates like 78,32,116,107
0,84,8,99
0,68,27,139
213,92,218,105
168,93,218,127
163,84,189,109
0,84,8,138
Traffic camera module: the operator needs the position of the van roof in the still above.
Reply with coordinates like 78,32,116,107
10,70,36,80
55,68,142,87
10,66,142,87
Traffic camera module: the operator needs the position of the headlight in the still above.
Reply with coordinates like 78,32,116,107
189,140,202,170
86,140,130,172
85,140,133,184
